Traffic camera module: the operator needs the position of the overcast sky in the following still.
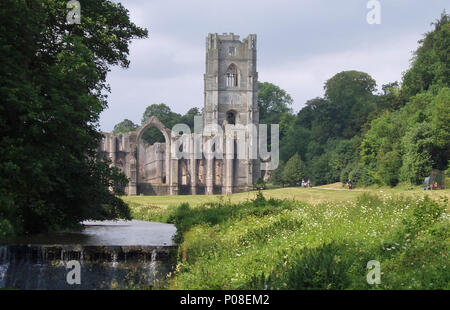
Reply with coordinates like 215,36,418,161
99,0,449,132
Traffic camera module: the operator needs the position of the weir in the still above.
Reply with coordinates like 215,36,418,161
0,220,177,289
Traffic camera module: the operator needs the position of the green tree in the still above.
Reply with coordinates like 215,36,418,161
253,177,266,190
347,163,373,187
327,138,359,183
377,150,402,187
180,107,201,131
360,110,407,183
257,82,293,125
141,103,181,144
113,119,139,134
142,103,179,124
325,71,377,103
270,161,285,186
430,87,450,169
400,123,434,184
0,0,147,235
361,85,449,186
282,154,305,186
323,70,378,139
309,153,334,186
380,82,407,111
402,12,450,98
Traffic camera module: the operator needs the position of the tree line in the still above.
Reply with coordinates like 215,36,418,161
271,12,449,187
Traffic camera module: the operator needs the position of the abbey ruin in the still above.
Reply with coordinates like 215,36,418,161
98,33,264,195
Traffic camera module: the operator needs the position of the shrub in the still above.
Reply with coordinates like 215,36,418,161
282,153,305,186
282,242,352,289
403,196,447,233
400,123,434,184
348,164,374,187
377,150,402,187
253,177,266,190
340,163,354,185
270,161,285,186
0,218,14,239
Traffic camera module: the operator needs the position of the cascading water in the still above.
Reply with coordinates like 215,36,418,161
0,220,177,289
0,246,9,287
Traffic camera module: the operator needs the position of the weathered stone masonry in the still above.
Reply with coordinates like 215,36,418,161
98,33,261,195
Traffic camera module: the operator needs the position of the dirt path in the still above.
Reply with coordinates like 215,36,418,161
312,187,365,192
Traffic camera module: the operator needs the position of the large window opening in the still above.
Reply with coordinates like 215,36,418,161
226,110,236,125
136,121,169,186
226,64,238,87
141,127,165,145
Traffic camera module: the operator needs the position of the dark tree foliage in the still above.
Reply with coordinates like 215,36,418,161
271,161,285,186
276,70,380,185
257,81,293,125
180,107,201,131
273,13,449,187
402,12,450,98
113,119,139,134
323,70,378,139
379,82,407,111
282,154,305,186
360,12,449,186
140,103,181,144
0,0,147,235
113,105,201,145
277,11,448,188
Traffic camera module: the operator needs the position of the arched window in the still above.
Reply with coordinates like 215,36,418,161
226,64,238,87
226,110,236,125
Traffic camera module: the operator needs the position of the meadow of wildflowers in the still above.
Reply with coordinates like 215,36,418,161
131,192,449,289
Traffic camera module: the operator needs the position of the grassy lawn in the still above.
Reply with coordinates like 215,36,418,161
122,186,369,222
122,183,450,214
122,184,449,290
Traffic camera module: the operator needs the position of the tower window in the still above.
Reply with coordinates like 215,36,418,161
226,64,238,87
226,110,236,125
228,46,236,56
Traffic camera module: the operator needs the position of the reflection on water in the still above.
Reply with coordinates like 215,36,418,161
3,220,177,246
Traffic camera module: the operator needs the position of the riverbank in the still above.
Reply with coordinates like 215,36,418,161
126,187,449,289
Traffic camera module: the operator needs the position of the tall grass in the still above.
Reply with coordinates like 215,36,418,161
165,192,448,289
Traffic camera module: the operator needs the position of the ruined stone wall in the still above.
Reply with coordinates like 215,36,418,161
97,33,262,196
139,142,166,183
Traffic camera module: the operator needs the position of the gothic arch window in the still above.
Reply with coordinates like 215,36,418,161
226,110,236,125
226,64,238,87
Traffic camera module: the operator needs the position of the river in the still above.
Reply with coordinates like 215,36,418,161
0,220,177,289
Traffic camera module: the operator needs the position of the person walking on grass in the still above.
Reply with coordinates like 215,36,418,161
348,179,353,190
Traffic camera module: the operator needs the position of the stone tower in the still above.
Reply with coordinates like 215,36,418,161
203,33,260,194
98,33,261,196
204,33,259,127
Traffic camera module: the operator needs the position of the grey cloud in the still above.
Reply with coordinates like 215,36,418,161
100,0,449,131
